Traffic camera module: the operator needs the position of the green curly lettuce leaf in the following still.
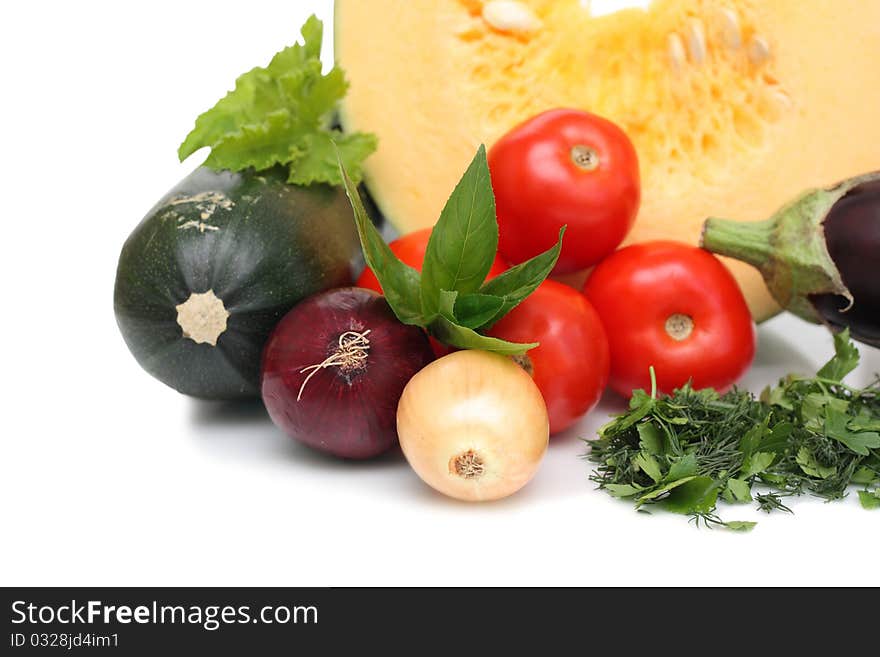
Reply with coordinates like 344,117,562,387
178,15,376,186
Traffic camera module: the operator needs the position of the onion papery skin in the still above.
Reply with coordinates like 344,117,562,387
396,350,549,502
261,287,434,459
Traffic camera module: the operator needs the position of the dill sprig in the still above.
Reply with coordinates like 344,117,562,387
587,330,880,530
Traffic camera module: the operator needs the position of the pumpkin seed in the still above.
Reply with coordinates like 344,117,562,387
686,18,707,64
482,1,542,34
748,35,771,65
772,89,793,110
668,32,687,73
717,7,742,49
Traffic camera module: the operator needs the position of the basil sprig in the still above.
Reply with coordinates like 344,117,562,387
339,145,564,355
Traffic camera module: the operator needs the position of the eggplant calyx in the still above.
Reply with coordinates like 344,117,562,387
700,179,873,324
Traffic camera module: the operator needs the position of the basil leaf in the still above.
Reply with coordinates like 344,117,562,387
420,145,498,317
428,315,536,355
475,227,566,329
453,293,505,330
438,289,458,319
341,144,562,356
338,157,426,325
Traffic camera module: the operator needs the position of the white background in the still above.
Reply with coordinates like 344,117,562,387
2,0,877,587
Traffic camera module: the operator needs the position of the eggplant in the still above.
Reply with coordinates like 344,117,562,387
701,172,880,348
811,178,880,345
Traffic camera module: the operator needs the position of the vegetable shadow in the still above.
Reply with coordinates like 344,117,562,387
186,398,405,473
404,390,631,509
188,398,270,425
753,325,819,374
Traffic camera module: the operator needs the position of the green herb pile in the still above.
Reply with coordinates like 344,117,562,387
588,330,880,530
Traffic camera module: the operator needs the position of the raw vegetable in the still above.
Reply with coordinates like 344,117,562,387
179,15,375,186
588,330,880,528
116,15,372,399
583,241,755,397
397,350,549,501
114,167,360,399
356,227,508,358
336,0,880,320
487,280,609,434
489,108,640,273
261,287,433,459
355,228,508,295
702,172,880,348
338,145,564,355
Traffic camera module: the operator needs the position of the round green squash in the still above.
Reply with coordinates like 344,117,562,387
114,166,361,399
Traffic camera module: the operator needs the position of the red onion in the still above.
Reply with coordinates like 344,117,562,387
261,287,434,459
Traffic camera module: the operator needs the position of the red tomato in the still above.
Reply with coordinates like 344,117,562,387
489,108,640,275
356,227,508,293
582,241,756,397
487,280,610,435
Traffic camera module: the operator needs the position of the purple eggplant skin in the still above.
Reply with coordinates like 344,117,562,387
811,179,880,348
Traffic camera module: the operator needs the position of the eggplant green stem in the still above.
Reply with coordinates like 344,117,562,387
701,217,776,273
702,171,880,336
700,185,853,323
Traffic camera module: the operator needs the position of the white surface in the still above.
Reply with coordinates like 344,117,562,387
2,0,878,587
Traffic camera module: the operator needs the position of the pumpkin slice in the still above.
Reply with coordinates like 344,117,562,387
335,0,880,320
